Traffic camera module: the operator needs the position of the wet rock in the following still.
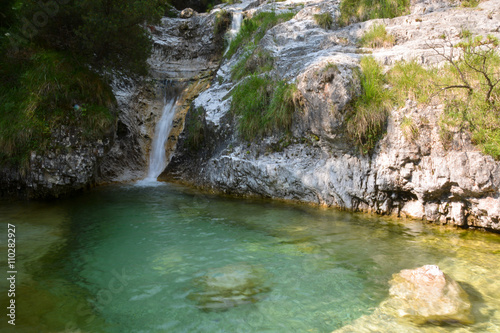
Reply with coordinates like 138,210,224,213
188,264,270,312
386,265,473,325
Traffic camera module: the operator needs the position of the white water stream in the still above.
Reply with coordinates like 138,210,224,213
143,94,178,182
229,12,243,38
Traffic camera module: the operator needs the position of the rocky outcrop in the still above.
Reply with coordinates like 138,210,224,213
165,0,500,231
0,125,113,198
98,7,230,183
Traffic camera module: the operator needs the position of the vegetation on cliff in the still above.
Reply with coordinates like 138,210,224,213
339,0,410,26
226,10,296,59
350,35,500,158
230,75,298,141
0,0,165,167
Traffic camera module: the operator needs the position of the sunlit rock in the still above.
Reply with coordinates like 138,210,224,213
386,265,473,325
188,264,270,312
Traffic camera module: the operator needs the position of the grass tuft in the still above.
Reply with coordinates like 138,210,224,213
230,75,298,140
346,56,392,154
225,11,296,59
359,23,395,48
314,12,334,30
339,0,410,26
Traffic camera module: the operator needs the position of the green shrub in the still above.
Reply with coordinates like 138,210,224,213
226,11,296,59
359,23,395,48
314,12,334,30
230,75,298,140
339,0,410,26
0,50,115,166
346,57,392,154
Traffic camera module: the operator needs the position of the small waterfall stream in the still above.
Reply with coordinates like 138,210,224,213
141,81,179,183
229,12,243,38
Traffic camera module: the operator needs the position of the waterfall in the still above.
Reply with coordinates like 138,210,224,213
140,82,179,184
229,12,243,39
224,12,243,55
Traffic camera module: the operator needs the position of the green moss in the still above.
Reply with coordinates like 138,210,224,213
460,0,480,8
230,75,298,140
359,23,395,48
339,0,410,26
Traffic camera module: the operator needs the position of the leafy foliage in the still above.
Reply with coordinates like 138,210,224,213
348,35,500,159
0,0,165,166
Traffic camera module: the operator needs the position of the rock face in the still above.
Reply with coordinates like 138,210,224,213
165,0,500,231
98,7,228,183
387,265,473,325
0,126,113,198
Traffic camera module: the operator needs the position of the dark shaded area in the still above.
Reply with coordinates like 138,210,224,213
169,0,221,12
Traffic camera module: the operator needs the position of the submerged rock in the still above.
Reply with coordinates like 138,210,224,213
386,265,473,325
188,264,270,312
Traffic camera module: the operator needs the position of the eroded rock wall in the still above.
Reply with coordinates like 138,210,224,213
165,0,500,231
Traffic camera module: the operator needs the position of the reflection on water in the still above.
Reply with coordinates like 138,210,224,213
0,183,499,332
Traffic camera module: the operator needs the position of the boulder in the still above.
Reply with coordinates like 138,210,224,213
188,264,270,312
180,8,195,19
387,265,473,325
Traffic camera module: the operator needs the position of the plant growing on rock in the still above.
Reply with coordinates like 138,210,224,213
429,34,500,158
359,23,395,48
231,46,274,81
225,10,296,59
338,0,410,26
230,75,299,140
214,10,232,35
314,12,334,30
346,56,393,154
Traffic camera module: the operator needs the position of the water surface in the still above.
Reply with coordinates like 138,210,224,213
1,183,499,332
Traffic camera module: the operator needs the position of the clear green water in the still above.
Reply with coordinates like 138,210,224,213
1,183,500,333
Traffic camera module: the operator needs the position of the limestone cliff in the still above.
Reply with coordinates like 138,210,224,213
164,0,500,231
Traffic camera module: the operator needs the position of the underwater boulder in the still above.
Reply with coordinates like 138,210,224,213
386,265,473,325
188,264,270,312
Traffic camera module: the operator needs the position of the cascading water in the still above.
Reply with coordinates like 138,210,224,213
229,12,243,39
224,11,243,55
141,81,179,183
